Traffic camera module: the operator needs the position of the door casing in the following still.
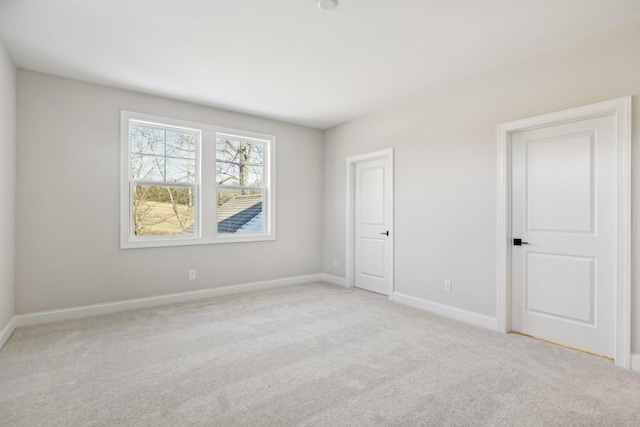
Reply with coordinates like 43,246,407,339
496,97,632,369
346,148,394,299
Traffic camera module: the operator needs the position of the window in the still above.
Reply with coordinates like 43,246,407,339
121,111,275,248
216,135,266,234
129,122,199,238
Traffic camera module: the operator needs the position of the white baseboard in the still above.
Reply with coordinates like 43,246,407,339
631,354,640,373
321,273,348,287
15,273,323,327
393,292,498,331
0,316,16,350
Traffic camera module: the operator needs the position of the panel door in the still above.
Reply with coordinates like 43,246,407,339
354,157,391,295
511,115,616,357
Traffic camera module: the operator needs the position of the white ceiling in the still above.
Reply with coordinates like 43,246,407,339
1,0,639,129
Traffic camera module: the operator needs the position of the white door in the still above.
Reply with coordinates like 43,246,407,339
511,115,616,357
354,157,392,295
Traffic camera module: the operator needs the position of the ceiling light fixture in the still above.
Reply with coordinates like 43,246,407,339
318,0,338,11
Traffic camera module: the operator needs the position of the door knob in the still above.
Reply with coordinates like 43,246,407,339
380,231,389,236
513,238,529,246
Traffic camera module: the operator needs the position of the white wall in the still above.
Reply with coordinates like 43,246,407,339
323,18,640,352
16,71,323,314
0,41,16,331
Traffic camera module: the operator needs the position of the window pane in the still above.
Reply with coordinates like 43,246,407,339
216,137,265,187
166,158,196,183
215,164,263,187
133,185,195,236
131,154,164,181
166,131,196,159
217,190,263,234
245,142,264,166
131,126,165,155
216,138,240,162
245,165,263,187
216,138,264,165
216,161,240,186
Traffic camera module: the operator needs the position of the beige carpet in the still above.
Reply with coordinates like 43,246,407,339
1,282,639,426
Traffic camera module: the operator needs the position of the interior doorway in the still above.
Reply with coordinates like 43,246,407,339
496,97,631,368
346,148,394,298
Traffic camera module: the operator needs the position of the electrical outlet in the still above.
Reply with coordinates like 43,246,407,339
444,280,452,292
332,258,338,267
189,270,196,280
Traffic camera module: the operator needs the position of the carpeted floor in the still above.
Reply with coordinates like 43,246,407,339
1,282,639,426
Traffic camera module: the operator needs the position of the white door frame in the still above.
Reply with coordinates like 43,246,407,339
496,96,632,369
346,148,395,299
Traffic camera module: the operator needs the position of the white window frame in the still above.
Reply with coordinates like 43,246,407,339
120,111,276,249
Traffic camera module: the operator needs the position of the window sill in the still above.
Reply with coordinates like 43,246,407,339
120,233,276,249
